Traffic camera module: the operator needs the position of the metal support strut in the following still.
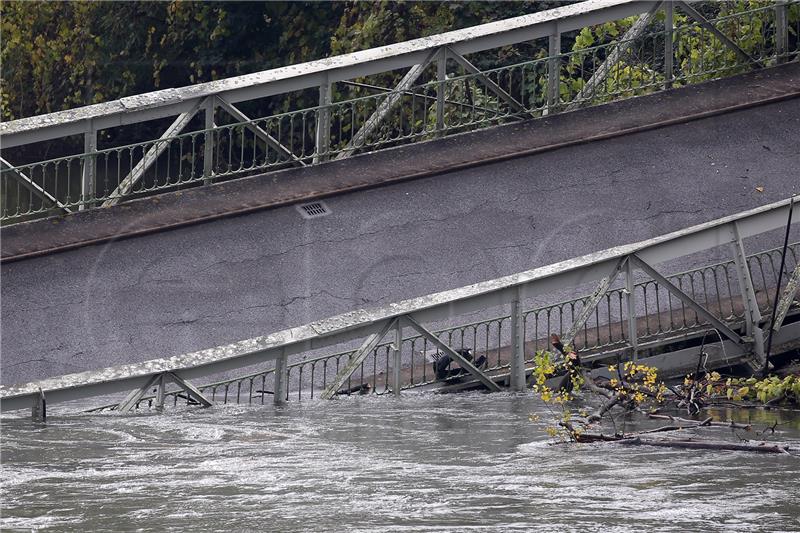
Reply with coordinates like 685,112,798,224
561,257,627,348
566,3,662,111
773,264,800,334
631,255,745,346
676,1,764,69
392,320,403,396
404,315,501,392
335,47,440,160
217,96,305,168
1,157,72,214
510,287,526,391
320,318,400,400
81,125,97,210
446,46,529,117
274,351,289,405
103,97,205,207
664,1,674,89
31,389,46,422
546,31,561,114
729,223,766,367
315,78,332,163
625,259,639,360
115,372,212,412
203,97,216,185
776,1,789,63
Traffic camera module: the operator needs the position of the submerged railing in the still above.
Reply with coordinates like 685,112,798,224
1,1,797,223
92,241,800,412
1,198,798,418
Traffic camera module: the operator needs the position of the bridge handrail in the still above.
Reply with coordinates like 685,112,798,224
0,0,646,146
1,1,794,223
1,197,796,411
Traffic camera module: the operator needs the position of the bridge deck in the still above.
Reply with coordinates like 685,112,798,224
1,75,799,388
2,63,798,262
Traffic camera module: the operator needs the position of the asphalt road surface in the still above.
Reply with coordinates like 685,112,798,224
2,99,799,385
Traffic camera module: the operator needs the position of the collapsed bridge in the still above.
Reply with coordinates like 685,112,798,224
1,198,798,419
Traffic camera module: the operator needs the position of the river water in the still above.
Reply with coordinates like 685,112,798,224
2,392,799,532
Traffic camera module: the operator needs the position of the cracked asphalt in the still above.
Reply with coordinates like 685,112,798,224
2,99,799,385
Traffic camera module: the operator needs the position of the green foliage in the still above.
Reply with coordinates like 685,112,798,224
1,0,792,132
0,1,344,121
683,371,800,406
0,1,566,122
530,348,666,441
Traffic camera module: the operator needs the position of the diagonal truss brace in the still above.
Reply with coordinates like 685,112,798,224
773,263,800,333
115,371,212,412
320,318,400,400
565,2,662,112
116,374,161,411
404,314,502,392
335,48,440,161
729,222,763,335
445,46,530,118
676,1,764,69
1,157,72,214
340,80,506,116
561,257,628,347
167,371,212,407
103,97,207,207
631,254,745,345
216,96,306,168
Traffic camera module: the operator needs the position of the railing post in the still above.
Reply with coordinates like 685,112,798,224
315,78,332,163
729,222,766,368
664,1,674,89
80,124,96,211
392,319,403,396
154,373,166,412
203,97,215,185
436,47,446,135
510,287,526,391
546,29,561,114
625,258,639,360
274,351,288,405
775,1,789,64
32,388,46,422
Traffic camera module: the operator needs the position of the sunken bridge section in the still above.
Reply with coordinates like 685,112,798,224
2,198,799,419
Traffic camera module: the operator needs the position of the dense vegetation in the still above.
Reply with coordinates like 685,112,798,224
0,1,571,122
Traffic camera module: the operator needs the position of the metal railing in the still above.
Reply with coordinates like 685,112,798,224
1,1,797,223
2,198,798,417
101,241,798,412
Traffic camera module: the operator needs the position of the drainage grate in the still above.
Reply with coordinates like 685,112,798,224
296,201,331,219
